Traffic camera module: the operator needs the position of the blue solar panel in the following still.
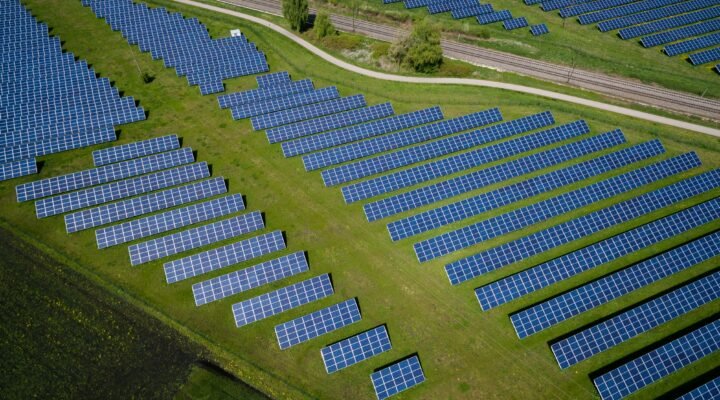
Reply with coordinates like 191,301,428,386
578,0,681,25
371,356,426,400
0,158,36,181
504,17,528,30
164,230,286,283
593,319,720,400
96,194,244,249
128,212,264,266
252,94,367,130
232,274,333,327
690,47,720,65
665,32,720,57
320,111,553,187
266,103,395,144
642,19,720,48
17,147,194,202
321,326,392,373
561,0,634,18
230,87,339,120
92,135,179,166
218,79,314,109
477,10,512,24
66,177,226,233
530,23,549,35
418,150,697,263
451,4,494,19
36,162,209,219
256,71,291,87
445,165,717,285
678,377,720,400
481,196,720,314
345,119,592,204
600,0,718,32
386,137,660,239
552,271,720,368
427,0,478,14
0,125,117,164
619,5,720,39
510,230,720,338
275,298,361,349
192,252,309,306
303,108,500,172
281,106,443,157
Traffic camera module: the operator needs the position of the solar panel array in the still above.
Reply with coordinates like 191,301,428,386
321,326,392,373
593,319,720,400
620,6,720,39
552,271,720,368
689,47,720,65
231,87,339,120
578,0,682,25
218,79,314,109
642,19,720,48
192,252,309,306
477,10,513,24
678,377,720,400
0,158,37,182
252,94,367,130
601,0,719,32
510,230,720,338
479,196,720,313
664,32,720,57
371,356,426,400
504,17,529,30
452,4,495,19
232,274,334,327
445,167,719,285
530,23,550,35
256,71,291,88
275,298,361,349
83,0,268,95
92,134,179,166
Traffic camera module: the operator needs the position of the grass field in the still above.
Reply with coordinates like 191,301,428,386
318,0,720,98
3,0,720,399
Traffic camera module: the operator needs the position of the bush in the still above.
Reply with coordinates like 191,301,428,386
388,18,443,73
321,33,363,51
141,72,155,84
371,42,390,60
282,0,308,32
314,13,336,39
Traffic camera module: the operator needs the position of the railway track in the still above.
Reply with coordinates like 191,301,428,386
218,0,720,122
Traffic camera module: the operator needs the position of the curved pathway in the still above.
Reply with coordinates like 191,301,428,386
175,0,720,137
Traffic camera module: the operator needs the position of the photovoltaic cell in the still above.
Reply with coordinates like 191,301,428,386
275,298,361,349
164,230,286,283
218,79,314,109
256,71,290,87
192,252,308,306
642,19,720,48
446,166,718,285
678,377,720,400
503,17,528,30
96,194,244,249
601,0,719,32
0,125,116,164
252,94,366,130
371,356,425,400
230,87,339,120
619,5,720,39
66,177,226,233
664,32,720,57
481,197,720,314
552,271,720,368
0,158,36,181
530,24,549,36
321,326,392,373
477,10,512,24
452,4,494,19
92,134,179,166
232,274,334,327
128,212,264,265
689,47,720,65
593,319,720,400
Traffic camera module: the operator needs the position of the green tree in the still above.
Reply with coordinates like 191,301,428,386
314,13,336,39
282,0,309,32
389,18,443,73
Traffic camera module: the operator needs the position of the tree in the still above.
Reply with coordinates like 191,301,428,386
389,18,443,73
314,13,336,39
282,0,309,32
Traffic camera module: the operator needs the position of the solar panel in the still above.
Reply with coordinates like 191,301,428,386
530,23,549,35
641,19,720,48
689,47,720,65
252,94,367,130
477,10,512,24
321,326,392,373
601,0,719,32
267,103,395,144
0,125,117,164
445,165,717,285
578,0,682,25
320,111,553,187
552,271,720,368
619,5,720,39
344,119,593,204
561,0,634,18
451,4,494,19
428,0,479,14
256,71,291,88
593,319,720,400
232,274,334,327
371,356,426,400
66,177,226,233
192,251,308,306
0,158,36,181
509,230,720,338
128,212,264,266
230,87,339,120
96,194,244,249
218,80,315,109
483,196,720,317
503,17,528,30
303,108,502,172
164,230,286,283
17,147,194,202
275,298,361,349
386,137,660,239
678,377,720,400
280,106,443,157
664,32,720,57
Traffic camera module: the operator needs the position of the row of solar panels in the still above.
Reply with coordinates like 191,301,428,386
0,0,146,182
81,0,269,95
381,0,550,35
525,0,720,67
225,70,718,399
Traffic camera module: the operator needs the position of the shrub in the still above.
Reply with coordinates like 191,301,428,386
314,13,336,39
388,18,443,73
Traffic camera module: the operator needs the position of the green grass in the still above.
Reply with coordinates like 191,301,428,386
3,0,719,399
318,0,720,98
175,364,270,399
